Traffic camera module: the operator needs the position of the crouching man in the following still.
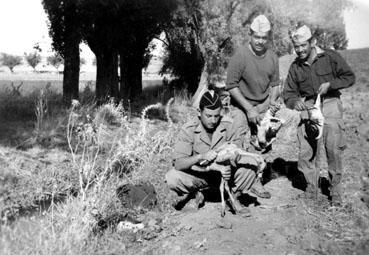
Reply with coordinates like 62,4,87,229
166,91,258,215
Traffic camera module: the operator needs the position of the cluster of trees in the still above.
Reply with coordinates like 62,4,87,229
42,0,177,105
0,51,85,73
41,0,351,106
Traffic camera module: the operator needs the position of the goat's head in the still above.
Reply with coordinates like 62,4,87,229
307,94,324,140
257,116,284,149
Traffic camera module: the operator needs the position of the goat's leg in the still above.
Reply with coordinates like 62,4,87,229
223,181,241,213
220,179,226,217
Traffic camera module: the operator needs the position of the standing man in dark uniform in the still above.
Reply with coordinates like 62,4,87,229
283,25,355,206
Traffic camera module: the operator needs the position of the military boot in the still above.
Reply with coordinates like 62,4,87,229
250,179,271,199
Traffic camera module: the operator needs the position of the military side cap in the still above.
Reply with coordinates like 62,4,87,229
199,90,222,110
290,25,312,44
250,15,271,33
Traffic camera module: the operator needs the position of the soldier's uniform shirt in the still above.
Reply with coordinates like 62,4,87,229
282,47,355,196
166,114,256,195
173,115,245,164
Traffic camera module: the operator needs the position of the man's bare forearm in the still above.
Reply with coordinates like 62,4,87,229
229,87,254,114
270,85,280,103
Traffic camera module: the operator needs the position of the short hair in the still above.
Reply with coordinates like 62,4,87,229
199,91,222,110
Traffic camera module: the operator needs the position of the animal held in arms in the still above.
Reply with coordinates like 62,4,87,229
256,105,284,150
307,93,324,139
200,143,266,217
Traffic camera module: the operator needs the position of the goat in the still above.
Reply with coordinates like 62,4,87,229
201,143,266,217
307,94,324,139
256,105,284,150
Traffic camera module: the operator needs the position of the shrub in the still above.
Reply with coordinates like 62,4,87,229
47,53,64,71
0,53,22,73
24,51,42,71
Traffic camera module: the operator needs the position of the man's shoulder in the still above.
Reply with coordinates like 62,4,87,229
289,57,301,69
321,49,344,61
232,45,249,57
266,48,278,58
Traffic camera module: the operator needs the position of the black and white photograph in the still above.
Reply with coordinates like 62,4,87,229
0,0,368,254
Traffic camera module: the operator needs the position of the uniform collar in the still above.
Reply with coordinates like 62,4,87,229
194,117,228,148
300,46,325,66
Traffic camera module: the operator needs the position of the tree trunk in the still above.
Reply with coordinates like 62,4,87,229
119,54,129,100
63,39,80,106
95,49,119,104
119,52,143,100
191,64,208,109
130,55,143,99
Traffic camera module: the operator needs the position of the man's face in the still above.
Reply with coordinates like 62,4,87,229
250,31,269,54
293,40,312,61
199,107,222,131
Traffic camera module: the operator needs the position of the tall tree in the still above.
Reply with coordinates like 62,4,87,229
119,0,177,99
79,0,121,103
0,53,22,73
162,0,255,102
42,0,82,106
24,51,42,71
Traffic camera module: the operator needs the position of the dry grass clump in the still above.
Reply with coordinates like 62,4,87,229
0,147,77,224
1,91,195,254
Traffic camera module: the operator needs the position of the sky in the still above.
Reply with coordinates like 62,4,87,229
0,0,368,58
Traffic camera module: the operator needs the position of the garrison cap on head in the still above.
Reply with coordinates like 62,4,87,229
250,15,271,33
290,25,312,44
199,90,222,110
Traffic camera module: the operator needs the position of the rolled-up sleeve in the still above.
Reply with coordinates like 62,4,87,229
173,127,193,162
328,51,355,90
283,66,300,109
226,50,245,91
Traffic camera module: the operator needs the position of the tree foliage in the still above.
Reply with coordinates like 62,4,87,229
47,53,64,71
161,0,259,95
162,0,351,98
0,53,22,73
24,51,42,71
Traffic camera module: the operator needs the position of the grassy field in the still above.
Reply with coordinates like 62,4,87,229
0,48,368,254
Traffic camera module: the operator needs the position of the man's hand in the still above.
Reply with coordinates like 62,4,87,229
294,100,307,111
318,82,330,95
269,100,281,115
248,109,261,125
199,150,217,164
209,163,232,181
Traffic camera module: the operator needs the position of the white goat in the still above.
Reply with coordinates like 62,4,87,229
307,94,324,139
201,143,266,217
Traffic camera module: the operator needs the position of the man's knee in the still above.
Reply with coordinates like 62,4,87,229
234,167,256,192
165,168,182,190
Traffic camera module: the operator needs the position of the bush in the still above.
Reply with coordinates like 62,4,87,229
47,53,64,71
0,53,22,73
24,51,42,71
